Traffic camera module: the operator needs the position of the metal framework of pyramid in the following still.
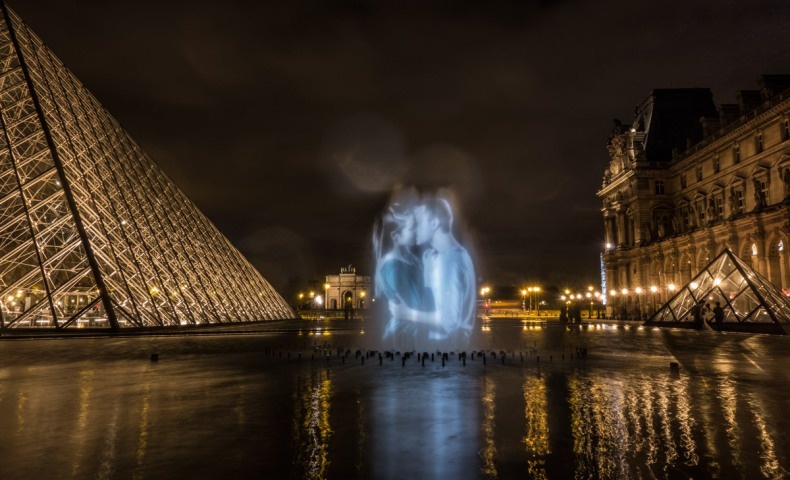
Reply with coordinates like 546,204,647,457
645,249,790,334
0,4,294,330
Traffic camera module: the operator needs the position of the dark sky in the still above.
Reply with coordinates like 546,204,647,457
12,0,790,297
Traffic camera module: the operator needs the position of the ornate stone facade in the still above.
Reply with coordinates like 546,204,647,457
599,75,790,319
324,265,371,310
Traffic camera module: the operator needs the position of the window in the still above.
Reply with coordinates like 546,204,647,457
757,178,768,204
655,180,665,195
696,199,706,224
682,208,691,228
736,189,744,210
696,165,703,182
680,173,687,189
784,119,790,141
756,132,764,153
733,144,741,163
713,155,720,173
714,195,723,221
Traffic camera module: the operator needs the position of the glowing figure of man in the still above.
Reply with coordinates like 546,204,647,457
390,196,476,348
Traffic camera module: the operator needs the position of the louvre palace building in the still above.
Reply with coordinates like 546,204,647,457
599,75,790,320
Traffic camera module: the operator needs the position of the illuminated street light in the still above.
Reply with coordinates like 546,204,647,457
481,286,491,312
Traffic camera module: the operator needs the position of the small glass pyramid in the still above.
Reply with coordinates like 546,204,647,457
645,249,790,334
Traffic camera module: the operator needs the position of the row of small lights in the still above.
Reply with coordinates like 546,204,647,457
613,278,723,297
560,286,600,302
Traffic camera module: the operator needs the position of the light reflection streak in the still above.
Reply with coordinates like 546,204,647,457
695,376,722,476
97,402,120,480
672,375,698,467
134,385,150,479
639,379,659,467
718,377,741,471
747,393,785,478
656,376,678,472
71,369,95,477
523,375,549,479
479,375,497,478
16,390,26,432
292,371,333,479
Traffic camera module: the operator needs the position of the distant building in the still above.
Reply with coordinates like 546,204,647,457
598,75,790,320
324,265,371,309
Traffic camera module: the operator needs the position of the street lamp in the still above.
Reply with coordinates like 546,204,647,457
521,289,527,311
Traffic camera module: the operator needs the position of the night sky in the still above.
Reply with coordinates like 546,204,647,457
12,0,790,298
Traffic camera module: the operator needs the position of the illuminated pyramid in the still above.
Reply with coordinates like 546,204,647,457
0,4,294,329
645,249,790,334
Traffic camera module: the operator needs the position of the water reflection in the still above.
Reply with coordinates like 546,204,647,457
479,374,497,477
522,375,549,479
292,371,333,479
0,330,787,479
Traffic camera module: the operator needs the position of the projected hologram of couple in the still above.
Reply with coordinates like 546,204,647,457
372,189,476,351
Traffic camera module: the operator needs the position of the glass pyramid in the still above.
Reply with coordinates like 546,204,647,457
0,5,294,329
645,249,790,334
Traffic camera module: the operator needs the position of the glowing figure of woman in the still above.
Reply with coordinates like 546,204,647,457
372,201,434,348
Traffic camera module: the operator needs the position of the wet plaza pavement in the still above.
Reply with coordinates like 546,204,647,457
0,318,788,479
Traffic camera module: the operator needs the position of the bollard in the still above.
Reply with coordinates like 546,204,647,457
483,355,486,365
361,356,365,365
501,355,504,365
422,355,426,367
463,357,466,366
670,362,679,371
379,354,383,366
298,352,302,362
536,356,540,363
402,356,406,367
442,356,445,367
431,353,435,362
150,353,159,362
520,352,523,363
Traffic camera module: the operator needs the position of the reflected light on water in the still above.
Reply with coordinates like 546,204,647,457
718,377,741,471
479,375,497,477
748,393,784,478
523,375,549,479
293,372,333,479
672,375,699,467
135,386,150,478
